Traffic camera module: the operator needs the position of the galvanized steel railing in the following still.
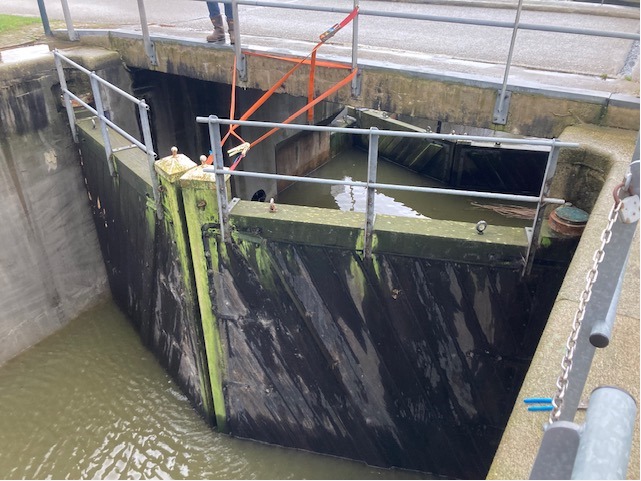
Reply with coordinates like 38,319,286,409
42,0,640,125
53,50,163,220
198,115,578,270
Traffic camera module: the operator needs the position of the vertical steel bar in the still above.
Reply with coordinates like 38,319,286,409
54,52,78,143
209,116,230,242
138,101,163,220
231,0,247,81
36,0,52,36
364,127,379,259
523,141,559,275
136,0,158,66
351,0,360,97
89,74,115,176
498,0,524,114
59,0,79,41
571,387,637,479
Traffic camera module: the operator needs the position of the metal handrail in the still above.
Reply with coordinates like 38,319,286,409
198,115,577,267
53,50,164,220
205,0,639,41
46,0,639,123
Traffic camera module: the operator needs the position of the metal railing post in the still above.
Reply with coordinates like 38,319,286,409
53,52,78,143
364,127,379,259
36,0,52,36
59,0,79,41
351,0,361,98
136,0,158,66
138,101,163,219
89,74,115,176
231,0,247,81
571,387,637,479
493,0,523,125
523,140,560,275
208,116,231,242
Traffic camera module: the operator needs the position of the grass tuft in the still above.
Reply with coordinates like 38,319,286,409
0,14,40,34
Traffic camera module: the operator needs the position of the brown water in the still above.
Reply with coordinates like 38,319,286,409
277,148,533,228
0,301,425,480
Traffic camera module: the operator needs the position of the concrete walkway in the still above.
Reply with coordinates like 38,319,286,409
488,125,639,480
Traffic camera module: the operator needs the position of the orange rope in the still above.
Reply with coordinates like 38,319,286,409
222,7,359,169
250,68,358,148
243,51,351,69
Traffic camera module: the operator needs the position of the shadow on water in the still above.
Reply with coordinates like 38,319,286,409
0,301,429,480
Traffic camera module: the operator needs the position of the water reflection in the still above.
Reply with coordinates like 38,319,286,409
277,148,532,228
331,176,429,218
0,301,425,480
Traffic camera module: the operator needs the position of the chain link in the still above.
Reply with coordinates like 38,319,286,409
548,187,624,423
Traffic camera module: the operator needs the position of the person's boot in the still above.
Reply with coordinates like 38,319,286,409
227,18,235,45
206,15,225,43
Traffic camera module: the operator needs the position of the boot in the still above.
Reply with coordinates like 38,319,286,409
227,18,235,45
206,15,225,43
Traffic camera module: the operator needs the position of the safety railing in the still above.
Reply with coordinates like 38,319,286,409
529,148,639,479
53,50,163,220
198,115,579,271
42,0,640,125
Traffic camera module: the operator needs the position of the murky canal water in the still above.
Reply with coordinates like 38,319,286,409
0,301,426,480
277,148,533,228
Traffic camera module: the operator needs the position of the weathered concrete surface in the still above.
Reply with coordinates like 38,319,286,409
70,38,639,139
488,125,639,480
0,49,112,366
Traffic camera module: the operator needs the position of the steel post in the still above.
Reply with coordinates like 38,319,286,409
36,0,52,36
208,116,230,243
53,52,78,143
530,421,582,479
138,101,163,220
231,0,247,81
589,265,626,348
364,128,379,259
351,0,361,98
571,387,637,480
494,0,523,125
523,142,560,275
136,0,158,66
89,74,115,176
59,0,79,41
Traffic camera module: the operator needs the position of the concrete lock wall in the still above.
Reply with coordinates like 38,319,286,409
0,51,112,366
76,35,639,138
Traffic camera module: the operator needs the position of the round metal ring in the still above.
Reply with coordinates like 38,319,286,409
476,220,487,234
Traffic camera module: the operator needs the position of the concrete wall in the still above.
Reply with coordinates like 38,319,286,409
76,35,639,138
0,51,115,366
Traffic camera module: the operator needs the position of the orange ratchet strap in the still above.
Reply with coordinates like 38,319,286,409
223,6,359,170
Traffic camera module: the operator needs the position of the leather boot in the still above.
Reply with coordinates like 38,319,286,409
206,15,225,43
227,18,235,45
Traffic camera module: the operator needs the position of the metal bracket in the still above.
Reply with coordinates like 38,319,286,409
351,70,362,99
493,89,512,125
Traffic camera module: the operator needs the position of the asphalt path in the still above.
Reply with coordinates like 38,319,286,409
2,0,639,91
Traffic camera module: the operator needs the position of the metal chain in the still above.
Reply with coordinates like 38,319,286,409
548,186,624,423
